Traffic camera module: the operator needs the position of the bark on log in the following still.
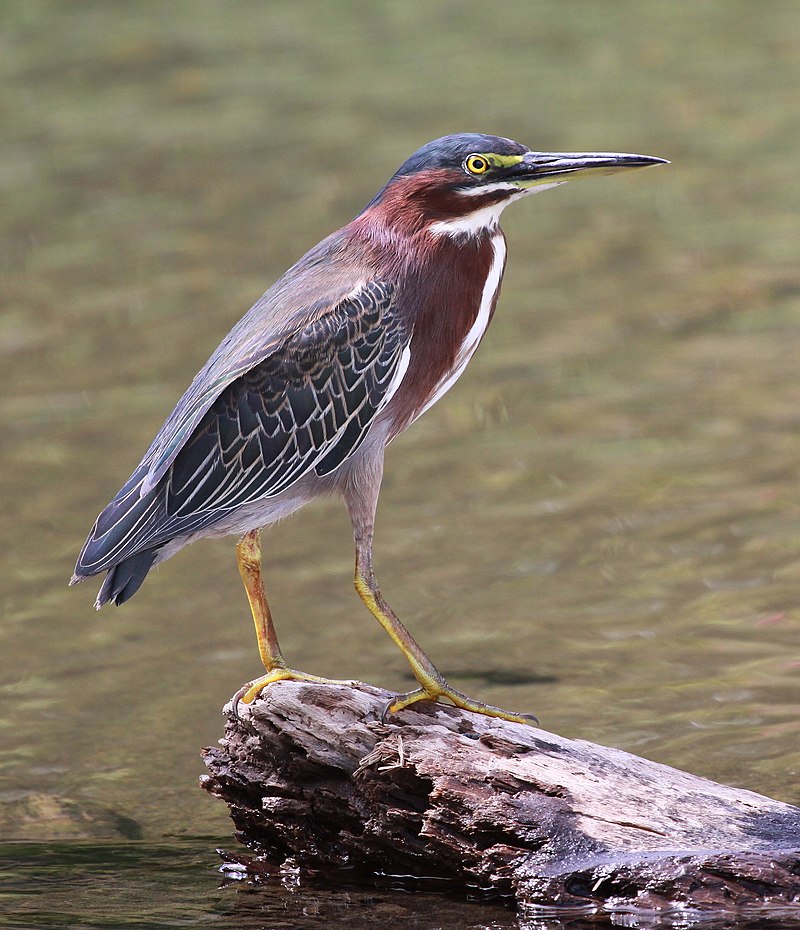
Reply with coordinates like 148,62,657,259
200,680,800,918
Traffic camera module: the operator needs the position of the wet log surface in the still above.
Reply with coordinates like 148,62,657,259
200,681,800,917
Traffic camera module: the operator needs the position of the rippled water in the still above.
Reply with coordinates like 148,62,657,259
2,2,798,927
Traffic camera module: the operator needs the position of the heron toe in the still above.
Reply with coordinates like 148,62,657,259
383,679,539,726
231,668,355,719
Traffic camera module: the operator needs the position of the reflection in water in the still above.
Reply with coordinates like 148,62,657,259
0,841,517,929
4,842,799,929
1,1,799,927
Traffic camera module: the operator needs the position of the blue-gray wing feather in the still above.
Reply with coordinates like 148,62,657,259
166,280,403,513
74,279,407,578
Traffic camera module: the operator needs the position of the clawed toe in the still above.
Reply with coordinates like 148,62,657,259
381,683,538,726
230,668,355,720
230,671,287,720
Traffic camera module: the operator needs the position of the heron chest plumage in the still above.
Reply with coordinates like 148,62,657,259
376,227,507,440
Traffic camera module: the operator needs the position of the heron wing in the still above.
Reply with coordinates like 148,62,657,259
75,278,409,575
165,278,406,516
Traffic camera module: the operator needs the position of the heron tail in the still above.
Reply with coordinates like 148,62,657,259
93,550,158,608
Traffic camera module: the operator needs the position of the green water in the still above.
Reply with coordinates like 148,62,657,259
1,1,799,927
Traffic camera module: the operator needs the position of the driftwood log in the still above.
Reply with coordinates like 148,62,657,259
201,680,800,918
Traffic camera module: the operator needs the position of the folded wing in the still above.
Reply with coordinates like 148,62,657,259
74,279,409,582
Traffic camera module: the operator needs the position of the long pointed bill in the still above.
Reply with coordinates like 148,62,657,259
510,151,669,189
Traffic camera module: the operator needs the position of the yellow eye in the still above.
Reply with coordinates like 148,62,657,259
465,154,490,175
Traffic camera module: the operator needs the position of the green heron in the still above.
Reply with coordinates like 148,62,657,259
72,133,666,724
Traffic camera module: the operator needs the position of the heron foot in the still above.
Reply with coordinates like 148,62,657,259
231,668,354,720
382,680,538,726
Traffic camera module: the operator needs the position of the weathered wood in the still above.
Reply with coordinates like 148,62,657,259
200,680,800,917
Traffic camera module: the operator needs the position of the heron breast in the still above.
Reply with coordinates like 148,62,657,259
381,231,506,438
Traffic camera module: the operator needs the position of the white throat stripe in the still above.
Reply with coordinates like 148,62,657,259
429,182,565,238
429,201,509,237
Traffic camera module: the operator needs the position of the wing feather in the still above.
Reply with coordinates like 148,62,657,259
74,278,408,577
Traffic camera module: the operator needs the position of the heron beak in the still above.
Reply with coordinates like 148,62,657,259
510,151,669,189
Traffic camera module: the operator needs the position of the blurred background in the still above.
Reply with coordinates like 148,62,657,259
1,1,798,927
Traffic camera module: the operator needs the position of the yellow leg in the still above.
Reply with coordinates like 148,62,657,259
353,536,537,726
232,529,351,716
236,528,285,672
